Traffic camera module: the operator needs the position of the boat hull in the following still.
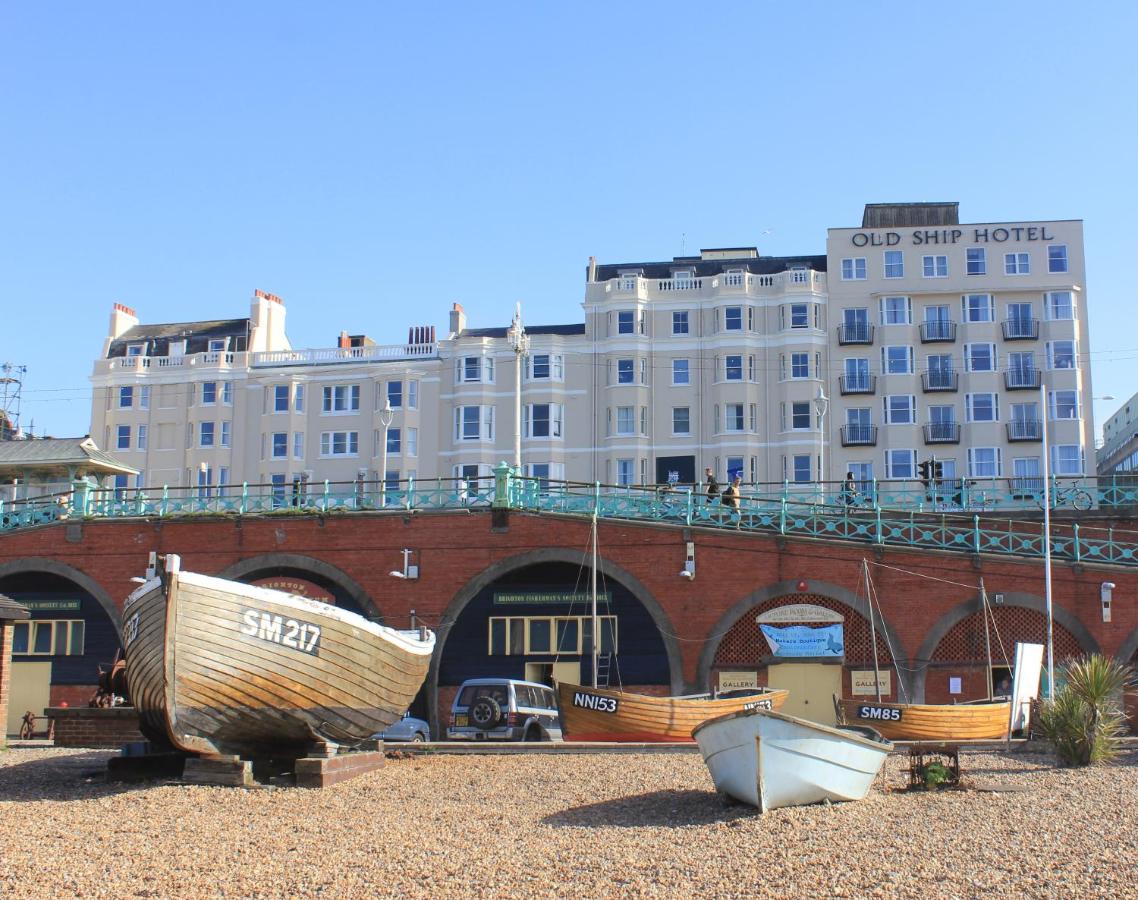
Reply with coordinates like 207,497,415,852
836,698,1010,741
694,708,892,810
123,557,435,757
557,682,788,743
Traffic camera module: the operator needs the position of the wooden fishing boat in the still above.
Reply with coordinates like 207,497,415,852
834,697,1011,742
122,553,435,757
694,707,892,810
557,682,788,742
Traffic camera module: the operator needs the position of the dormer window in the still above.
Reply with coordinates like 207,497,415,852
208,338,227,352
673,270,694,287
168,339,187,357
126,343,146,357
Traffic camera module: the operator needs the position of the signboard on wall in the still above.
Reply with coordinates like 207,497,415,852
851,670,891,696
251,578,336,605
493,591,611,606
759,624,844,657
756,604,843,624
717,670,758,692
19,599,81,612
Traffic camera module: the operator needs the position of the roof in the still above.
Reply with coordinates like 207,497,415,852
861,203,960,228
593,253,826,281
0,594,30,621
0,437,139,477
460,324,587,339
106,318,250,358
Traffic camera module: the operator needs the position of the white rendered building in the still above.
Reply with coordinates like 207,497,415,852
89,203,1095,495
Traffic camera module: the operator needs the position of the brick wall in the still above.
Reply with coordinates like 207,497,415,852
1,510,1136,709
48,707,144,748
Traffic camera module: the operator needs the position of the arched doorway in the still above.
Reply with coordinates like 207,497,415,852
0,568,122,734
921,604,1089,704
432,558,674,735
709,591,897,724
217,555,378,621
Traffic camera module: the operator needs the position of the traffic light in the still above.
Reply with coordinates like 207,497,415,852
933,461,944,480
917,460,933,489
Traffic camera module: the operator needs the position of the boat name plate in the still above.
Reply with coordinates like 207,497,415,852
856,705,902,722
572,691,618,714
743,698,773,711
240,609,322,656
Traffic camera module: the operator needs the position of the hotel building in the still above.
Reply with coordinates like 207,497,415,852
89,203,1095,494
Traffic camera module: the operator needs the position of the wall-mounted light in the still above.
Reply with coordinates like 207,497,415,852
390,548,419,580
1101,582,1115,622
679,541,695,580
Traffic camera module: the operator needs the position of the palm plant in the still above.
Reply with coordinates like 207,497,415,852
1038,654,1133,766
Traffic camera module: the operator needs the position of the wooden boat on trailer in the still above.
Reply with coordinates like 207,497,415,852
123,553,435,757
557,682,789,743
694,707,892,810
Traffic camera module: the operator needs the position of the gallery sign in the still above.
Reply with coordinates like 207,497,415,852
494,591,612,606
850,670,891,696
717,670,758,692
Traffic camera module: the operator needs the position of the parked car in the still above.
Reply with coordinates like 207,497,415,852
447,678,562,741
373,712,431,742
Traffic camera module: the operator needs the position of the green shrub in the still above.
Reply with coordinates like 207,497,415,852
922,761,951,789
1038,654,1132,766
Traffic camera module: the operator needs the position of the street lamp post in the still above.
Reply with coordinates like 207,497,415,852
813,386,829,500
506,303,530,471
379,398,394,507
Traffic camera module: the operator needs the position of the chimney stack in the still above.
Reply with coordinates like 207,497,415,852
449,303,466,337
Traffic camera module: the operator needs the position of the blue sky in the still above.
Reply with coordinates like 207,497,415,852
2,2,1135,438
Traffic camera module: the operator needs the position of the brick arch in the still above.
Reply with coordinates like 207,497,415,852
695,578,911,699
0,557,122,635
424,547,683,735
912,592,1100,701
216,554,378,619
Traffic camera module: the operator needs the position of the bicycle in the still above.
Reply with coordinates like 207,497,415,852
1038,484,1093,511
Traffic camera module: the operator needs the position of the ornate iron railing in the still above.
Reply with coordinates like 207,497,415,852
4,469,1138,567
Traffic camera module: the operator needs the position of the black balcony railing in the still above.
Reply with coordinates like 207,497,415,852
921,370,959,392
839,374,876,394
923,422,961,443
1007,420,1043,441
919,320,957,342
838,323,874,345
840,424,878,446
1002,318,1040,340
1005,368,1042,389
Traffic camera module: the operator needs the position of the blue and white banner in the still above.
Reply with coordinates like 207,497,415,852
759,623,845,658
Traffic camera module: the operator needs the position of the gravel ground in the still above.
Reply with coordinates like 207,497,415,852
1,745,1136,899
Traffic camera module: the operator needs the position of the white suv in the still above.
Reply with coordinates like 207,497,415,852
447,678,562,741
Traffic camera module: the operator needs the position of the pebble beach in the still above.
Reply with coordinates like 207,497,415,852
1,745,1135,899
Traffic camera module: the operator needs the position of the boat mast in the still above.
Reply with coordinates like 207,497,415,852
1040,382,1055,700
591,512,599,688
981,579,993,701
864,559,881,700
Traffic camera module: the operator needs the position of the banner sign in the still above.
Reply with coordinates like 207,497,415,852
20,598,81,612
494,591,611,606
759,623,844,657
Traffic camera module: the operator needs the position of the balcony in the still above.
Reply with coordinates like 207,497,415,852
839,374,876,395
251,341,438,368
1007,420,1043,441
838,323,874,345
840,424,878,446
593,269,826,302
921,370,959,392
919,321,957,343
1005,368,1042,390
923,422,961,444
1002,318,1040,340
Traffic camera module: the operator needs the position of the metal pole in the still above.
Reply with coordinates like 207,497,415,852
379,400,393,507
591,512,599,687
865,559,881,700
1040,382,1055,700
514,343,522,469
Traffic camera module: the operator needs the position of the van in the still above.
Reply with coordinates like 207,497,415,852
447,678,562,741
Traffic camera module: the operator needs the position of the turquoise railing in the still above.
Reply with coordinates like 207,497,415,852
4,469,1138,567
